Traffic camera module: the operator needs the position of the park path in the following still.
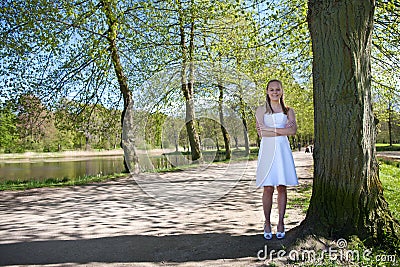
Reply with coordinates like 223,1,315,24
0,152,313,267
377,151,400,160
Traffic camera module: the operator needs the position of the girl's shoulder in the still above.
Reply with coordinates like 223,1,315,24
286,106,294,112
286,106,296,117
256,103,266,110
256,104,266,113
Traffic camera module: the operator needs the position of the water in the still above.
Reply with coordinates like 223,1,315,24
0,156,125,182
0,151,228,182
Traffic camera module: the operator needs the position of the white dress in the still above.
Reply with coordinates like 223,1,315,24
256,112,298,187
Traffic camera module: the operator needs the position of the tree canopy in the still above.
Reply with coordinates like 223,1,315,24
0,0,398,156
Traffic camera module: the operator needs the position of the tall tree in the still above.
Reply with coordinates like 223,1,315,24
0,102,18,151
217,81,231,159
176,0,202,161
304,0,399,245
100,0,139,172
0,0,146,172
16,95,52,149
203,9,262,156
372,1,400,146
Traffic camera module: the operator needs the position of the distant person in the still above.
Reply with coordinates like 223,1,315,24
305,146,310,153
297,142,301,152
310,145,313,153
255,79,298,240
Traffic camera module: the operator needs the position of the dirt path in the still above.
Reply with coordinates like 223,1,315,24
0,152,313,267
377,151,400,161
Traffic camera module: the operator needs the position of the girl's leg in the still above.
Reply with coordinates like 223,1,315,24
277,185,287,232
262,186,274,232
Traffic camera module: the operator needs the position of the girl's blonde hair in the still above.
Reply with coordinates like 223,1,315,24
265,79,289,114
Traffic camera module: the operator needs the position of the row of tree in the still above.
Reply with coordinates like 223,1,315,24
0,89,316,153
1,1,397,159
0,95,121,152
1,89,397,154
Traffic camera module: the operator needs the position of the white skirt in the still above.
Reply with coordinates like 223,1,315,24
256,136,298,187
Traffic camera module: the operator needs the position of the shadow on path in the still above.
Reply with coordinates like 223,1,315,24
0,153,314,266
0,233,277,265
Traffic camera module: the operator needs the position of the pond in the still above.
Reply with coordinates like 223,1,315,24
0,151,228,182
0,156,126,182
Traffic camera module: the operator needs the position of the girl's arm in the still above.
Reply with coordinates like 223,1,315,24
255,105,281,137
273,108,297,136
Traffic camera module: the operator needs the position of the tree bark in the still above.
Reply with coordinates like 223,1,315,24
177,0,202,162
102,0,139,173
304,0,398,244
218,83,231,160
235,58,249,156
239,95,250,156
388,101,393,146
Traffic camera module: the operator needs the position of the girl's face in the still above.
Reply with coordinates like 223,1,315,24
267,81,283,102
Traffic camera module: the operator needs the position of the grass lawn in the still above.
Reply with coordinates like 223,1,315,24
287,183,312,214
286,159,400,223
0,173,126,191
376,143,400,151
379,160,400,221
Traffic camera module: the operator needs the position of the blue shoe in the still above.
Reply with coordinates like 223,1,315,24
263,223,272,240
276,226,285,239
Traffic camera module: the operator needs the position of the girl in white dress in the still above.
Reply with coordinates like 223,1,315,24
255,79,298,240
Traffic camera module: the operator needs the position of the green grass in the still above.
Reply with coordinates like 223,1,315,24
376,143,400,151
151,148,258,172
0,173,126,191
287,183,313,214
285,159,399,221
293,236,399,267
379,159,400,221
284,159,400,267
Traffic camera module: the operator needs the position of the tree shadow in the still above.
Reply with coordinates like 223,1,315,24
0,155,314,265
0,231,308,266
0,233,256,265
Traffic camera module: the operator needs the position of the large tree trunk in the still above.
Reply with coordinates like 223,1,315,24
178,0,202,162
218,83,231,160
102,0,139,173
304,0,398,243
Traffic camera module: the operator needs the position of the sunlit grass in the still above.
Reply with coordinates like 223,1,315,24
286,159,400,267
379,159,400,221
376,143,400,151
151,148,258,172
285,160,399,221
0,173,126,191
287,183,313,214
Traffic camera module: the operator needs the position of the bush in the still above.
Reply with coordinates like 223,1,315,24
376,144,400,152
